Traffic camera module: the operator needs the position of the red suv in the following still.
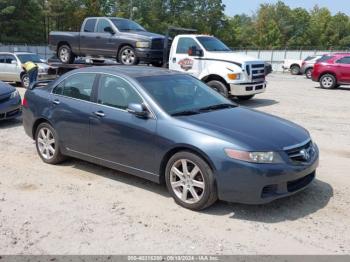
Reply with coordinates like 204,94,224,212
312,53,350,89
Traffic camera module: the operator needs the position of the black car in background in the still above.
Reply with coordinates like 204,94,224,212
0,81,21,121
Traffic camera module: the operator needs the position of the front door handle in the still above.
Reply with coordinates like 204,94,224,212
52,99,60,105
94,111,105,117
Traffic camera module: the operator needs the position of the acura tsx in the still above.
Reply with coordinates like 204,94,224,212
22,66,319,210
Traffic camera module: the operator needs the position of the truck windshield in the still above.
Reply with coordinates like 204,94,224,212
111,18,146,32
196,36,231,52
17,54,42,63
137,74,236,116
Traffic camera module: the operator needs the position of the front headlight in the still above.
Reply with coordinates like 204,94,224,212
10,90,19,99
136,41,150,48
224,149,283,164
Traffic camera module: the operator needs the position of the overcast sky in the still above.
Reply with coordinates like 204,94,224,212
222,0,350,16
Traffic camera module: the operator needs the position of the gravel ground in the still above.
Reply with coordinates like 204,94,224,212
0,73,349,255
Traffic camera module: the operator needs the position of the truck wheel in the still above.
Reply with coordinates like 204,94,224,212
206,80,228,97
58,45,75,64
21,74,29,89
305,68,313,79
165,151,217,210
290,65,300,75
118,46,139,65
237,95,255,101
320,74,337,89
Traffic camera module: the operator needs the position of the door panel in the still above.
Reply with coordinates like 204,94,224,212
336,57,350,83
89,74,157,175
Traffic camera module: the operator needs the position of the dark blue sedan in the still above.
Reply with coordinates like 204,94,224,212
0,81,21,121
22,66,319,210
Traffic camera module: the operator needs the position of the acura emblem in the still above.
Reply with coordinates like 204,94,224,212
300,149,310,161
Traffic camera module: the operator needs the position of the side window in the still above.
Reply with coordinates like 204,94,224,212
176,37,200,54
0,55,5,63
96,19,111,33
53,73,96,101
5,55,16,64
84,19,97,33
337,57,350,64
97,75,142,110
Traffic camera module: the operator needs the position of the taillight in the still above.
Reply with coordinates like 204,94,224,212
22,97,28,107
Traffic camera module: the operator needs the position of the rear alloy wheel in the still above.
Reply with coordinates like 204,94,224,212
58,45,75,64
21,74,29,88
237,95,255,101
118,46,139,65
206,80,229,97
35,123,66,164
165,152,217,210
320,74,337,89
290,65,300,75
305,68,313,79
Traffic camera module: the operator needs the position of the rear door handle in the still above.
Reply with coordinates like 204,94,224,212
94,111,105,117
52,99,60,105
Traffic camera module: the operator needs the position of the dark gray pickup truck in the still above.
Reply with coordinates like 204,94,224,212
49,17,166,66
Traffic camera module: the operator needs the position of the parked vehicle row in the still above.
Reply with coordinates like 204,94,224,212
22,66,319,210
0,80,21,121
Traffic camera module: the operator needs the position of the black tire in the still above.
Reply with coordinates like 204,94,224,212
151,61,164,67
237,95,255,101
165,151,217,210
21,74,29,89
320,74,337,89
206,80,229,97
35,122,66,164
290,65,301,75
58,44,75,64
118,46,139,65
305,68,313,79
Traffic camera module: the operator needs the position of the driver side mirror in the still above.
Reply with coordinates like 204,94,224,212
188,46,204,57
104,26,115,35
127,103,149,118
11,60,18,65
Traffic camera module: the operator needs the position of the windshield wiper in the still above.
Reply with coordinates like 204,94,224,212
171,110,201,117
198,103,237,112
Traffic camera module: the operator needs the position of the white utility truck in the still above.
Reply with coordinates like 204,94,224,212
168,35,267,100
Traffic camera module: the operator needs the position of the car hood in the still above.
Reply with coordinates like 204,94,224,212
177,107,310,151
205,52,265,65
37,63,50,70
0,81,15,96
122,31,165,41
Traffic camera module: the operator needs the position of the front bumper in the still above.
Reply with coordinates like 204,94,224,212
135,48,164,63
229,81,267,96
215,151,319,204
0,95,22,121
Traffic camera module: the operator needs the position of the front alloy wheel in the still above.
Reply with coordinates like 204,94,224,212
21,74,29,88
165,152,217,210
119,46,139,65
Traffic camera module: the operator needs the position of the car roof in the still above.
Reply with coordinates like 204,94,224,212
74,66,186,78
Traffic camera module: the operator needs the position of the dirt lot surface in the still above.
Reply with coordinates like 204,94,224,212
0,73,349,255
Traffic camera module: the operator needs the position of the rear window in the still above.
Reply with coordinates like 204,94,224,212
317,55,334,63
84,19,97,32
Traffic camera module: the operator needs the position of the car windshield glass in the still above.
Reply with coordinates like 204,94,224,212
137,74,237,116
17,54,42,63
304,56,315,61
196,36,232,52
317,55,334,62
111,18,145,32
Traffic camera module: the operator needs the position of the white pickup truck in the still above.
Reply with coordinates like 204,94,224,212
168,34,267,100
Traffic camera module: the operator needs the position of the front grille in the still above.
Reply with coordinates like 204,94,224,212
285,140,315,164
287,172,315,192
0,93,11,103
151,38,165,50
244,63,265,82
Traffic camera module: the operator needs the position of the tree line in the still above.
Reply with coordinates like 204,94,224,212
1,0,350,49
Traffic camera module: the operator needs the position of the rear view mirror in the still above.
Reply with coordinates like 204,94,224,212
127,103,149,118
188,46,204,57
104,26,115,35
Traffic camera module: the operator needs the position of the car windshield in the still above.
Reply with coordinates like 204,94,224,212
196,36,232,52
111,18,145,32
17,54,42,63
137,74,237,116
304,56,315,61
